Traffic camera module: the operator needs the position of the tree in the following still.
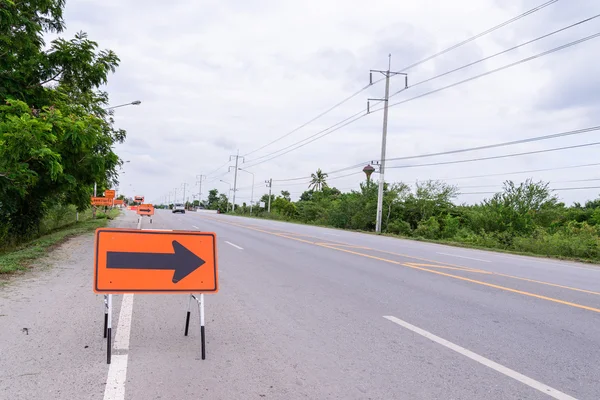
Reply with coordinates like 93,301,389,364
260,193,274,205
217,194,229,212
383,182,410,231
0,1,124,241
281,190,290,201
207,189,219,210
309,168,328,191
480,179,559,235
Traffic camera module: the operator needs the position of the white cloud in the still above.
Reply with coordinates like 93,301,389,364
54,0,600,205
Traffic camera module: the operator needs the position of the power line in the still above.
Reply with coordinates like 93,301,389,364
321,124,600,181
242,111,369,168
460,186,600,195
453,178,600,190
245,109,367,164
404,13,600,91
385,126,600,163
239,0,556,160
381,31,600,111
329,171,364,181
437,162,600,181
388,141,600,170
242,83,382,158
399,0,559,72
204,160,231,178
244,28,600,171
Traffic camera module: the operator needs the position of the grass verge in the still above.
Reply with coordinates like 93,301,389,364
0,208,121,275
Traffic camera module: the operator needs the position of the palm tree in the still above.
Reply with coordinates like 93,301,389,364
309,169,328,191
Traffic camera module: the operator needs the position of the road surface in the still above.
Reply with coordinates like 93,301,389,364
1,209,599,399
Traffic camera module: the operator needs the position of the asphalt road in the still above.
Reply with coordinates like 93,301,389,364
1,209,599,399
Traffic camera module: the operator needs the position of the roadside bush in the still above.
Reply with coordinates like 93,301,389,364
414,217,440,239
387,219,412,236
512,226,600,260
441,215,460,239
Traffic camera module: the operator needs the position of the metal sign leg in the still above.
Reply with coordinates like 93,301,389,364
107,294,113,364
198,294,205,360
184,294,192,336
103,294,108,338
186,294,206,360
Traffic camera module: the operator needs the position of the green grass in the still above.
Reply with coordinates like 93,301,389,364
0,208,121,275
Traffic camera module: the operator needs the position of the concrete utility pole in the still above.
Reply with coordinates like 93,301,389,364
182,183,188,209
229,151,244,211
238,168,255,214
368,55,407,233
265,178,272,213
196,174,205,207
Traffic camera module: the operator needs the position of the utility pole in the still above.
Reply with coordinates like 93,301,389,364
229,151,244,211
265,178,272,213
182,183,188,209
368,55,407,233
196,174,205,208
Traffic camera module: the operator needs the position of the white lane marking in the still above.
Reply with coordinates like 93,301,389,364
225,241,244,250
383,316,576,400
113,294,134,350
436,252,491,263
103,355,128,400
103,295,134,400
192,225,200,229
323,232,341,237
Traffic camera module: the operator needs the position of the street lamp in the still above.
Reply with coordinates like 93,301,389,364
103,100,142,111
220,180,232,213
238,168,255,214
93,99,140,218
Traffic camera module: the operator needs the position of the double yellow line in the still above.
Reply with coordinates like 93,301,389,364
205,217,600,314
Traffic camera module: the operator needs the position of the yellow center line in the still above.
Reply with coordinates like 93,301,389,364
404,262,492,274
488,271,600,296
201,216,600,308
315,244,600,314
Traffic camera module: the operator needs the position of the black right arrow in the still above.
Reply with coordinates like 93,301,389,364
106,240,205,283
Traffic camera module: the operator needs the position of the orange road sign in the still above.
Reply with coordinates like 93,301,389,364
104,190,116,199
94,229,218,293
134,196,144,203
91,197,112,206
137,204,154,216
113,199,124,206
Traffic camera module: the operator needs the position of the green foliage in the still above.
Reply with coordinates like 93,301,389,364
209,176,600,262
414,217,440,239
207,189,219,209
0,0,125,245
0,209,117,275
387,219,412,236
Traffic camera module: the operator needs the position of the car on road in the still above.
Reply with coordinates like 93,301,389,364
172,203,185,213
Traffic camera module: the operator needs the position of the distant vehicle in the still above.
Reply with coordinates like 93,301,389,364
172,203,185,214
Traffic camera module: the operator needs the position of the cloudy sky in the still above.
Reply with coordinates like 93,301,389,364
57,0,600,205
